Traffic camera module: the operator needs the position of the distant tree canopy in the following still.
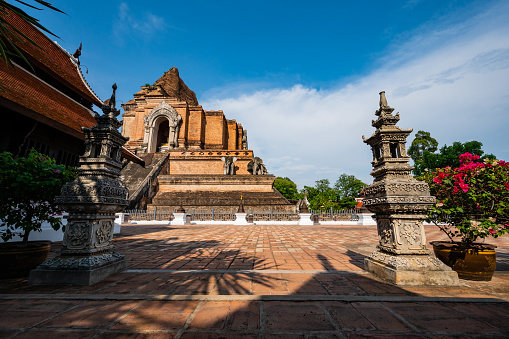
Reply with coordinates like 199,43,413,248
408,130,438,163
409,132,497,176
273,174,366,211
334,173,366,199
273,177,298,200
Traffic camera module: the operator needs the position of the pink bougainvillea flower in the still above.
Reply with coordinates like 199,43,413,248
433,177,442,184
457,182,469,192
453,186,460,194
489,228,497,234
53,169,60,174
459,152,480,164
453,173,465,182
505,183,509,191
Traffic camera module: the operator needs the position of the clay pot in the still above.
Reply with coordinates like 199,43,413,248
0,241,51,278
431,241,496,281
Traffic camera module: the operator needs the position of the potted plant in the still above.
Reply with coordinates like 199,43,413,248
0,150,76,278
422,152,509,281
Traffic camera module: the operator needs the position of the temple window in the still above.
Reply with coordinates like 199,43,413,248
90,143,101,158
110,147,118,161
390,143,399,158
374,146,381,160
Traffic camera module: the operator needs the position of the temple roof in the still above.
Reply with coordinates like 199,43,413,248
0,60,97,138
1,10,103,107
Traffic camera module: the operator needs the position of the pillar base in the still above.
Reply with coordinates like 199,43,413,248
28,252,126,285
364,250,459,286
172,212,186,225
299,213,313,225
234,213,248,225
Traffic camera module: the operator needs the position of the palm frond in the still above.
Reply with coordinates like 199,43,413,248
0,0,64,67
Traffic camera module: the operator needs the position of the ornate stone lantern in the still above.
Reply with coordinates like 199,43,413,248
29,84,129,285
362,92,458,285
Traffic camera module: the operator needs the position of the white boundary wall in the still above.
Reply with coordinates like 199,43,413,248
2,213,122,243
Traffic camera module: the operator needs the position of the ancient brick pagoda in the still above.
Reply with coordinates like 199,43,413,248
120,68,292,212
362,92,459,286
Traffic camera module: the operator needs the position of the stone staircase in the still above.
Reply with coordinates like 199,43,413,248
120,152,169,209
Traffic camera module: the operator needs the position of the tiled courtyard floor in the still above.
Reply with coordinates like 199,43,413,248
1,223,509,338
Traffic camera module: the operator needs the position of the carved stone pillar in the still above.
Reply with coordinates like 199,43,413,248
362,92,459,286
29,84,129,285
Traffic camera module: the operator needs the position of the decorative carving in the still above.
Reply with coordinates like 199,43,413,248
221,156,237,175
378,219,393,245
38,252,125,270
387,256,409,269
64,222,89,248
399,223,421,246
361,92,458,286
96,222,113,245
33,83,129,283
144,101,182,150
247,157,267,175
242,130,248,150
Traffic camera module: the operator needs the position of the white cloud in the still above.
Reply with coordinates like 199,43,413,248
113,2,168,45
202,1,509,190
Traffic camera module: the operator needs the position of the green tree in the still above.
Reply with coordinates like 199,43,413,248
414,140,496,176
408,130,438,163
303,178,357,210
273,176,298,200
1,1,63,67
0,150,76,243
334,173,366,198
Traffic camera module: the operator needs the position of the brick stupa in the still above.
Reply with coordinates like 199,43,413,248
120,68,292,212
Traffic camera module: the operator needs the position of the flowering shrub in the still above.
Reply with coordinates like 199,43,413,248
0,150,76,243
421,152,509,244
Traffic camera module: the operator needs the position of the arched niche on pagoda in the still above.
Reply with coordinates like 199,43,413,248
143,101,182,153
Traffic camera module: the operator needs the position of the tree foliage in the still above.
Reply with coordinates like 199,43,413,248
413,139,496,177
301,175,365,211
408,130,438,163
273,177,298,200
334,174,366,199
421,153,509,244
0,150,76,243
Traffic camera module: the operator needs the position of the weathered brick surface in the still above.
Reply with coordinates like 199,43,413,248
121,71,244,153
120,68,291,212
149,175,294,212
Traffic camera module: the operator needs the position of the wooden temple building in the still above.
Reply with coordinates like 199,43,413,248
0,9,142,166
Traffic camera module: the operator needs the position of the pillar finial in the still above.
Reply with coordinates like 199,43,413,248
379,91,388,108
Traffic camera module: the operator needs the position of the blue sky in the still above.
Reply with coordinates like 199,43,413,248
27,0,509,189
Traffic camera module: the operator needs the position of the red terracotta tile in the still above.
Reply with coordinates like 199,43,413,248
383,302,500,333
38,301,140,329
188,301,232,330
351,302,411,331
263,301,335,331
